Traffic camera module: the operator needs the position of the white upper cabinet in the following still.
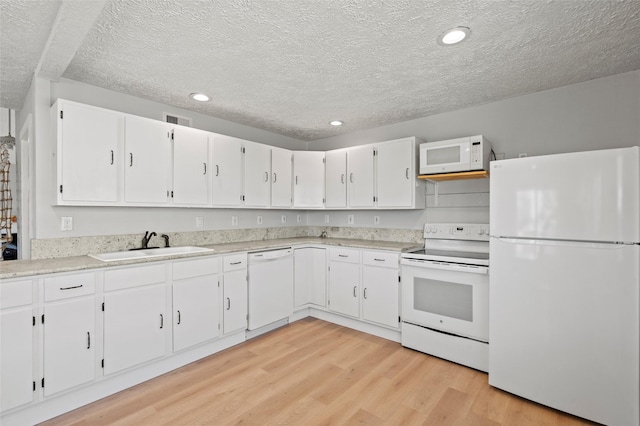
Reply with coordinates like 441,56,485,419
124,115,171,204
54,99,122,204
271,147,293,208
211,134,243,207
243,141,271,208
325,149,347,208
375,137,419,208
347,145,375,208
172,126,210,206
293,151,325,208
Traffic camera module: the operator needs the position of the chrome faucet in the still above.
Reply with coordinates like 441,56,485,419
142,231,156,249
161,234,170,248
320,231,328,238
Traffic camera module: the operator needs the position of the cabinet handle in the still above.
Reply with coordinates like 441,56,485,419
295,176,298,185
264,171,269,182
226,297,231,310
341,173,345,184
59,284,83,291
203,163,207,175
374,258,385,262
350,173,354,183
230,261,242,265
216,165,220,176
406,167,409,179
338,254,348,258
87,332,91,349
273,172,277,183
353,286,357,297
364,288,368,299
130,153,133,167
160,314,164,329
177,310,181,325
110,150,114,165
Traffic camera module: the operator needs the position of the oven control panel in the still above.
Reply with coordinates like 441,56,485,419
423,223,490,241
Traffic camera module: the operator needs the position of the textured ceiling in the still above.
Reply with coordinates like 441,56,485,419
2,0,640,141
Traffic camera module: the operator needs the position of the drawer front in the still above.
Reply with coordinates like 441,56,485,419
223,253,247,272
44,272,96,302
329,248,360,263
362,251,399,268
104,263,166,292
173,256,219,280
1,279,33,308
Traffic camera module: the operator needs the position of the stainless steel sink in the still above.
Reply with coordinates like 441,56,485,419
89,246,215,262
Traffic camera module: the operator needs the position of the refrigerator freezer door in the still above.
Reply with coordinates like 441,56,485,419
489,238,639,426
490,147,639,242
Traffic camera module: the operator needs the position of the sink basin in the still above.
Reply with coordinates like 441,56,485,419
89,246,214,262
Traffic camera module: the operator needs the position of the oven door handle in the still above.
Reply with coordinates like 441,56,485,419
402,259,488,274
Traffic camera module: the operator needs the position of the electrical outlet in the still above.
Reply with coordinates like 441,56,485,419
296,214,302,223
373,215,380,225
324,215,330,224
347,214,354,225
281,215,287,224
257,215,263,225
195,216,204,228
61,216,73,231
231,216,238,226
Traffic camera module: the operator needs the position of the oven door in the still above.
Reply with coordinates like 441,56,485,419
420,140,471,174
401,258,489,342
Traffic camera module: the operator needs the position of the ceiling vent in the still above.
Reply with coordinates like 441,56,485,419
163,113,192,127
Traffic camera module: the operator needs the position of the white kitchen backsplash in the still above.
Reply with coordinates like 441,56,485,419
30,226,423,259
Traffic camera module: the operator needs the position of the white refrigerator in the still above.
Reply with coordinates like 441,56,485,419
489,146,639,426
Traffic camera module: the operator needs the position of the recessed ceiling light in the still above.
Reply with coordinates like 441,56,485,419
437,27,471,46
330,120,343,126
190,93,210,102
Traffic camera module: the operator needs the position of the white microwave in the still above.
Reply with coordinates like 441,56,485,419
419,135,492,175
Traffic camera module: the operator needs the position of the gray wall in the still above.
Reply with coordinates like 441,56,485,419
17,70,640,242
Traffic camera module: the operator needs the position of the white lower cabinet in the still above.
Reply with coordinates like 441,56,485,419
222,253,248,334
172,257,220,352
328,248,361,318
361,251,400,328
0,280,35,412
294,247,327,308
42,272,97,396
103,264,167,375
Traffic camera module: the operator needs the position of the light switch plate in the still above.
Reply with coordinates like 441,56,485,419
281,215,287,224
257,215,263,225
196,216,204,228
324,215,330,223
296,214,301,223
347,214,354,225
61,216,73,231
373,216,380,225
231,216,238,226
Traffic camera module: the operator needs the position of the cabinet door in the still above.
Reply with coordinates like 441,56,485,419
376,138,414,208
172,127,210,205
325,150,347,208
43,297,96,396
271,147,293,208
328,261,360,318
173,275,219,352
244,142,271,207
212,135,243,207
362,265,399,328
293,151,325,208
223,270,248,334
58,100,121,203
103,284,166,375
124,115,171,204
294,248,327,307
347,145,375,207
0,307,34,411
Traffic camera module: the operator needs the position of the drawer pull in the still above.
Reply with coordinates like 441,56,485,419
353,286,357,297
177,310,181,325
374,258,386,262
60,284,83,291
160,314,164,329
338,254,349,258
230,261,242,265
226,297,231,310
87,332,91,349
364,288,368,299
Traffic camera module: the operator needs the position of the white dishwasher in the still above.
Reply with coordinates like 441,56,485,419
247,248,294,330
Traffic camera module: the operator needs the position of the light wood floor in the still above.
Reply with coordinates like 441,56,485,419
42,318,595,425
